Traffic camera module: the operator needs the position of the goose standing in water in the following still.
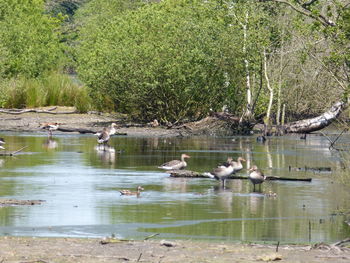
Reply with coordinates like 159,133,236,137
211,160,234,188
95,123,118,149
248,165,266,192
158,154,190,170
0,138,5,150
96,127,110,149
119,186,144,197
41,123,60,137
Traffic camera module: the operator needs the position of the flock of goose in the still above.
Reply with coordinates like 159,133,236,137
2,122,267,196
157,154,266,191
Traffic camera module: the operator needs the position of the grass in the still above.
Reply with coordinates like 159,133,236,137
0,72,92,112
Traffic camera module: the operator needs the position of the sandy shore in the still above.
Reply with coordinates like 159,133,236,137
0,236,348,263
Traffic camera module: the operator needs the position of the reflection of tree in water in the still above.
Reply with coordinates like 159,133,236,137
94,145,116,165
0,159,4,167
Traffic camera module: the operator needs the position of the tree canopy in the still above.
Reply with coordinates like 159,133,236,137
0,0,63,78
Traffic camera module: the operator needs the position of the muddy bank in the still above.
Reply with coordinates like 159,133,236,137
0,107,181,137
0,107,249,137
0,236,349,263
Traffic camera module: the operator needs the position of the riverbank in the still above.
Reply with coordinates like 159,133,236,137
0,236,349,263
0,107,181,137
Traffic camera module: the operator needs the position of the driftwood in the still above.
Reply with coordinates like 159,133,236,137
283,101,344,134
0,106,77,115
0,199,44,206
57,127,127,135
168,170,312,182
0,146,28,156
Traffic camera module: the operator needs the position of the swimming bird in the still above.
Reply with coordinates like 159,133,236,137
158,154,190,170
41,122,60,137
119,186,144,197
0,138,5,150
211,161,234,188
248,165,266,192
231,157,246,173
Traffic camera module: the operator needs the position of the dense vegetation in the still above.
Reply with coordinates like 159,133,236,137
0,0,348,123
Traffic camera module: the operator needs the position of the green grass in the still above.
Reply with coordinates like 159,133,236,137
0,72,92,112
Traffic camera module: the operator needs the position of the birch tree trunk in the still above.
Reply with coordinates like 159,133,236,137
239,12,253,123
283,101,345,133
263,49,274,127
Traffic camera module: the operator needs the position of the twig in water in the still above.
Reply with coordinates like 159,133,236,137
137,253,142,262
276,241,280,252
144,233,160,240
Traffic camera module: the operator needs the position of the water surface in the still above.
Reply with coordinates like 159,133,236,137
0,132,349,243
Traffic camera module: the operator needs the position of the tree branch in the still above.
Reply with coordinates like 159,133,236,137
260,0,336,27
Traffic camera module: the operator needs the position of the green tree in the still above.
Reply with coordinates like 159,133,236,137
0,0,63,78
76,0,244,123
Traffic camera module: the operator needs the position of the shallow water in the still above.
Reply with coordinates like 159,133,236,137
0,132,349,243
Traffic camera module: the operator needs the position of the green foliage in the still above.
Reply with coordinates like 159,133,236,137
0,72,91,112
76,0,244,122
0,0,63,78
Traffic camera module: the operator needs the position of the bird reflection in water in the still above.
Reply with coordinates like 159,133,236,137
42,138,58,150
94,145,116,165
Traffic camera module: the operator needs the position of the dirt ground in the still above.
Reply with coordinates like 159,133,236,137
0,106,181,137
1,107,350,262
0,236,349,263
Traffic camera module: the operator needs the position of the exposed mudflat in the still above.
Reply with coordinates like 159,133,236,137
0,107,181,137
0,237,349,263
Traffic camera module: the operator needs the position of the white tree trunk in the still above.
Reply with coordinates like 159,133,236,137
263,49,274,125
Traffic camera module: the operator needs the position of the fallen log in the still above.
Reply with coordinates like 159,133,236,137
0,146,28,156
57,127,127,135
283,101,344,134
0,107,77,115
167,170,312,182
0,199,45,206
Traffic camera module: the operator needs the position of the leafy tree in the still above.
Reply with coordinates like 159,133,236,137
76,0,244,123
0,0,63,78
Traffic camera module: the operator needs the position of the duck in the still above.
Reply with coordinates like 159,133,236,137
158,154,190,170
211,160,234,188
0,138,5,150
231,157,246,172
41,122,60,137
248,165,266,192
119,186,144,197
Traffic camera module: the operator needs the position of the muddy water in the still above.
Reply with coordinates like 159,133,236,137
0,132,349,243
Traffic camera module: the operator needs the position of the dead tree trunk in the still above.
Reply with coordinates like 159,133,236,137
282,101,345,134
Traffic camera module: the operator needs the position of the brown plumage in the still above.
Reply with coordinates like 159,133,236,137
158,154,190,170
119,186,144,197
248,165,266,192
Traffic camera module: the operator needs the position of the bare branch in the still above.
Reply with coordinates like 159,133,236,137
260,0,336,27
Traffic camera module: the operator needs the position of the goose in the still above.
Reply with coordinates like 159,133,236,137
158,154,190,170
41,123,60,137
119,186,144,197
0,138,5,150
231,157,246,173
248,165,266,192
95,123,118,137
217,157,233,168
211,161,234,188
96,127,110,146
